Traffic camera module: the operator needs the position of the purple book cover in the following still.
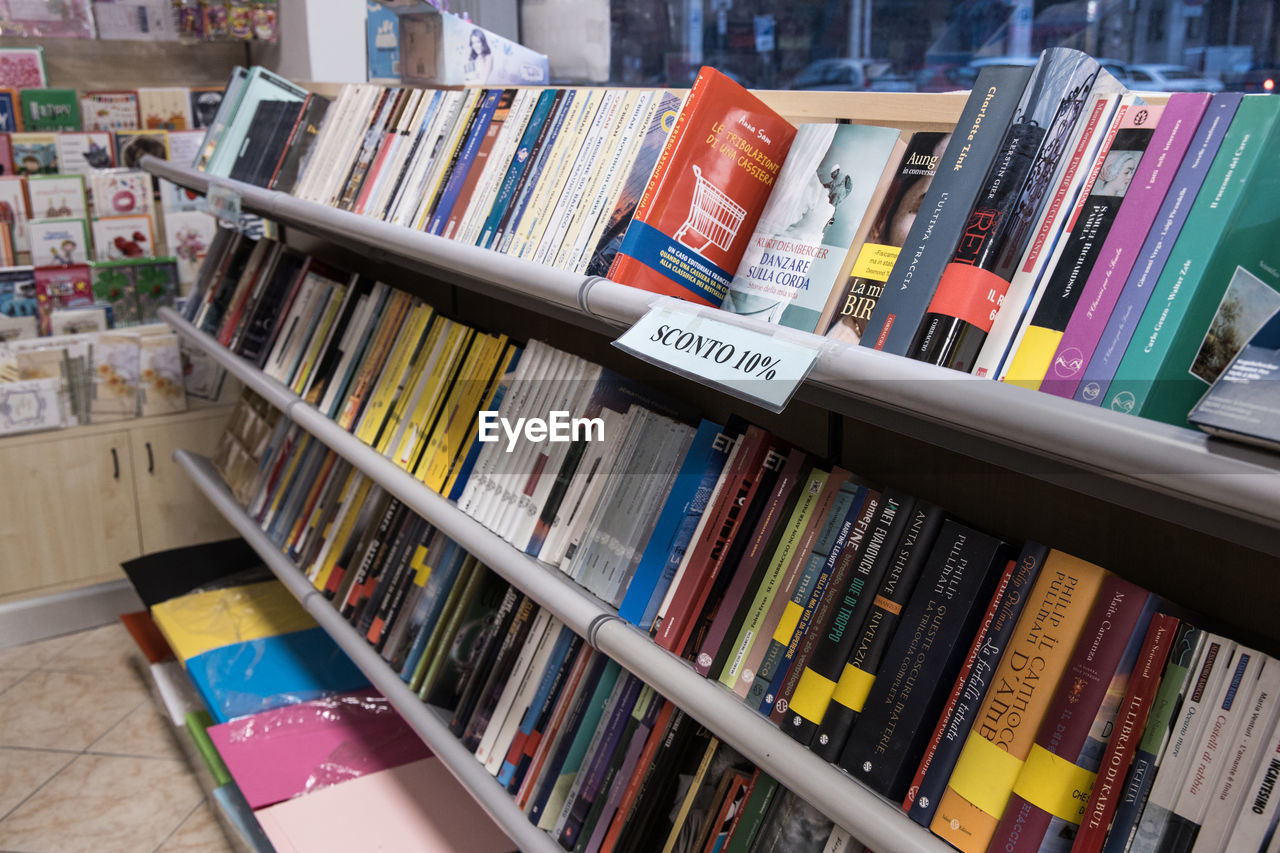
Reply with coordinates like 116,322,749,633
560,673,646,847
584,701,661,853
1072,93,1242,405
1042,93,1211,398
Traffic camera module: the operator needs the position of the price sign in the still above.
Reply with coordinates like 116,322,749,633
614,303,820,413
207,182,241,225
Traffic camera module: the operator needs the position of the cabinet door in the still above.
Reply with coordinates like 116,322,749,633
0,431,140,596
130,411,237,555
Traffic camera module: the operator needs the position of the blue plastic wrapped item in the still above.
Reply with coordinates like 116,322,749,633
185,627,370,723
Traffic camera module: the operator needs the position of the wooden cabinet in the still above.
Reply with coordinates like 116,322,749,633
130,415,236,554
0,406,235,600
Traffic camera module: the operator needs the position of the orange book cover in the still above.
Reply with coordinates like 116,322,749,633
607,67,795,307
929,550,1109,853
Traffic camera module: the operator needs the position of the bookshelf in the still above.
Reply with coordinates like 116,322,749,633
143,153,1280,561
161,306,951,853
145,86,1280,852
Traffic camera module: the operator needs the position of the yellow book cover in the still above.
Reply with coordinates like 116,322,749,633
408,327,488,481
151,581,315,663
376,312,458,458
391,321,471,472
306,467,360,584
384,317,463,469
354,303,435,446
402,324,477,475
419,332,506,491
335,290,413,431
441,342,519,498
930,551,1110,853
295,461,352,569
410,88,482,231
310,474,373,590
290,287,345,396
376,313,448,456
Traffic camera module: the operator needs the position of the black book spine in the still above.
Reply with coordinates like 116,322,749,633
369,519,435,649
340,497,405,622
462,595,539,752
354,510,421,636
450,584,522,737
784,490,900,749
860,64,1035,356
837,520,1012,801
808,500,942,760
909,119,1044,368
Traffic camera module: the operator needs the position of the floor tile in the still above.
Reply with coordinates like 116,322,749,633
0,632,82,672
88,699,186,762
0,669,148,751
0,669,30,695
44,623,142,676
0,748,75,820
156,800,236,853
0,753,203,853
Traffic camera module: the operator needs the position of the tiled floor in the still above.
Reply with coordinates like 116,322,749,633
0,624,236,853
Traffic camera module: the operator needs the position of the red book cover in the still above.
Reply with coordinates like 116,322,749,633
351,125,399,216
607,67,796,306
443,89,516,240
600,700,676,853
654,426,770,653
216,247,273,348
990,575,1153,853
1072,614,1180,853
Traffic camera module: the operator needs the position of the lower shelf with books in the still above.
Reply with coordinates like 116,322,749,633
175,412,953,853
175,449,570,853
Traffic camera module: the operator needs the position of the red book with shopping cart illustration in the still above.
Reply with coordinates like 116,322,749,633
607,67,796,307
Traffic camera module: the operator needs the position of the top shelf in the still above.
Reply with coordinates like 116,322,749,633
142,156,1280,558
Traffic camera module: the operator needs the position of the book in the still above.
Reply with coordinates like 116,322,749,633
608,67,796,307
1102,95,1280,425
930,550,1110,853
722,122,903,333
837,519,1012,801
910,50,1118,371
906,541,1047,826
1042,93,1213,399
859,63,1034,355
1188,307,1280,451
987,576,1154,853
825,131,951,343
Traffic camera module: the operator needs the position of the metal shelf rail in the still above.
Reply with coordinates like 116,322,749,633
165,314,953,853
147,157,1280,557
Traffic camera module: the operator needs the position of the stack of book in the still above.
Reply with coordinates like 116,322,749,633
187,218,1280,853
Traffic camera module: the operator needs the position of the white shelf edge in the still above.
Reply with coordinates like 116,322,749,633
165,315,956,853
149,158,1280,553
174,449,564,853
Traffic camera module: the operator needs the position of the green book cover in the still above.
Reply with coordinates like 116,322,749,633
184,710,232,786
20,89,81,131
537,659,623,831
723,772,779,853
718,468,829,691
1104,95,1280,425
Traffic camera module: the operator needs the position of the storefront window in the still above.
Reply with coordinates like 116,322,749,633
602,0,1280,92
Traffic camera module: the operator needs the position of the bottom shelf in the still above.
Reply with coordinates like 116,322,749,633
174,449,559,853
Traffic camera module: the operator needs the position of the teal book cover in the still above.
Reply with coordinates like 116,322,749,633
1103,95,1280,425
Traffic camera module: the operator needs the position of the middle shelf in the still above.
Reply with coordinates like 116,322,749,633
163,309,953,853
146,157,1280,560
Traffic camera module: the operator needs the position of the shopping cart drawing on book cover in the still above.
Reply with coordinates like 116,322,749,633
674,165,746,255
